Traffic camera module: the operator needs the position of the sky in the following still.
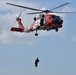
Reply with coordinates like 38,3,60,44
0,0,76,75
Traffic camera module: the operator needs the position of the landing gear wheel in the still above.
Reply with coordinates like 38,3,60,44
35,30,38,36
35,33,38,36
55,28,58,32
43,27,46,30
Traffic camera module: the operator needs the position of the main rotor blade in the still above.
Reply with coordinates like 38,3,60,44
27,11,76,14
6,3,42,11
53,11,76,14
51,2,70,10
27,11,44,14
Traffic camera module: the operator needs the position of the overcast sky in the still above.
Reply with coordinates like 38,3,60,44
0,0,76,75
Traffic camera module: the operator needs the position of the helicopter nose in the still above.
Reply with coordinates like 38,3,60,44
59,19,63,24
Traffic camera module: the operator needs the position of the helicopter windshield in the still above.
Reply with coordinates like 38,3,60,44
49,15,63,24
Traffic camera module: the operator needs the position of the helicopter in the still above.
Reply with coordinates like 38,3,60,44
6,2,75,36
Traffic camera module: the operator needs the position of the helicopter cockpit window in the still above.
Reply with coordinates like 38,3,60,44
49,15,61,20
49,15,63,24
49,15,55,20
55,16,61,20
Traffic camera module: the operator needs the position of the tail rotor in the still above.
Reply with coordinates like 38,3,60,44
16,11,22,19
13,11,22,25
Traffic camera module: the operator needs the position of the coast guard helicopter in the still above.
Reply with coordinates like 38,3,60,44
6,2,75,36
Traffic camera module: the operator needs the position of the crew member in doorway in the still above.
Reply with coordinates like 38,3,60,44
35,57,40,68
40,14,45,26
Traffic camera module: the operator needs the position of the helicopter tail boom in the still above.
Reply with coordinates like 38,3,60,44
11,18,25,32
11,27,24,32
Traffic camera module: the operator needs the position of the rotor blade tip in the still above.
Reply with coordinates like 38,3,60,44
6,3,10,5
66,2,70,4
